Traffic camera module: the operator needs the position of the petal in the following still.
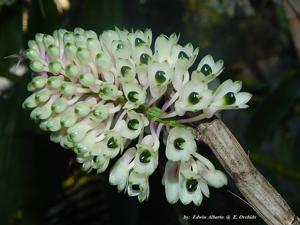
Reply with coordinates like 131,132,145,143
198,54,214,70
163,161,180,204
203,170,228,188
235,92,252,106
178,174,194,205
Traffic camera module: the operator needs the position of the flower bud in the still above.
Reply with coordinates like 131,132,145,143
79,72,96,87
76,47,90,64
47,44,60,60
43,34,55,48
48,76,62,89
30,103,52,120
87,38,101,57
48,61,62,75
28,40,39,52
74,27,85,35
27,82,36,92
67,122,91,143
60,111,77,127
74,33,87,48
65,43,77,60
60,82,76,96
65,64,80,80
89,104,109,121
40,116,61,132
22,94,38,109
99,83,119,100
51,98,68,113
31,76,47,89
26,48,40,61
63,32,75,45
85,30,98,39
100,30,119,52
35,33,44,48
35,88,51,103
60,136,74,149
30,60,44,72
95,51,112,72
50,130,64,143
74,101,91,117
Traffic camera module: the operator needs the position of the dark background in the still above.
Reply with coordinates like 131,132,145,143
0,0,300,224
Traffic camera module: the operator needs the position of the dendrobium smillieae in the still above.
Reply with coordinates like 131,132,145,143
23,27,251,205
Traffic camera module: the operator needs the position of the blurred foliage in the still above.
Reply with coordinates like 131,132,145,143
0,0,300,225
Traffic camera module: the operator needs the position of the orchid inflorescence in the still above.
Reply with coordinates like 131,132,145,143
23,27,251,205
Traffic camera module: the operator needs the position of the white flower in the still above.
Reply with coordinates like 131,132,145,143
133,144,158,175
76,150,110,173
178,159,210,206
96,131,124,158
76,154,95,172
99,30,120,53
132,45,153,69
166,127,197,161
163,155,227,206
141,134,160,152
128,29,152,48
196,159,228,188
115,58,136,83
154,33,179,63
91,145,111,173
114,110,149,140
109,147,136,191
95,50,114,74
127,171,150,202
170,43,199,90
192,55,224,83
175,80,212,116
204,79,252,117
148,61,172,99
122,82,146,109
74,128,103,156
111,39,132,59
179,174,203,206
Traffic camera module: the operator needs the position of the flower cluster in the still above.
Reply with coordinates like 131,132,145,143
23,27,251,205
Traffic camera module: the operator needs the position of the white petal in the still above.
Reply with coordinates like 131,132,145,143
198,179,210,198
109,148,136,191
203,170,228,188
235,92,252,106
198,54,214,70
192,186,203,206
163,161,180,204
178,175,194,205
